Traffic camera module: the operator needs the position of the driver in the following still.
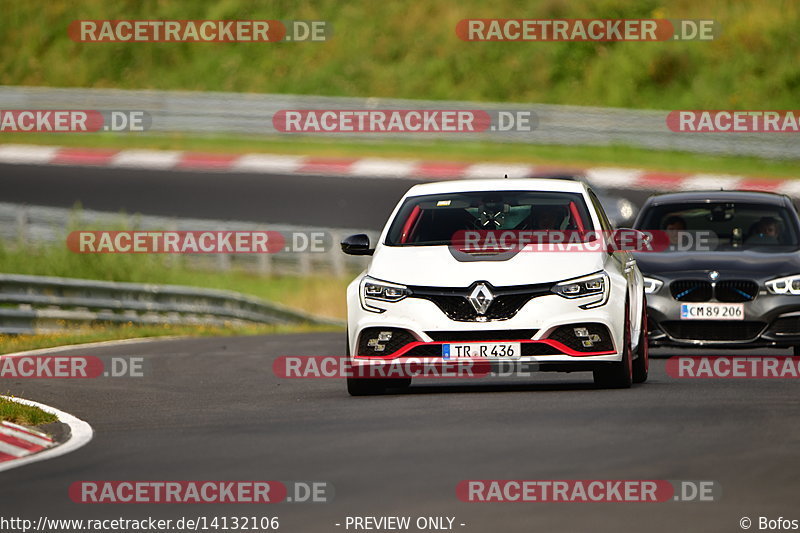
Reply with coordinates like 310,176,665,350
746,216,780,244
662,215,687,246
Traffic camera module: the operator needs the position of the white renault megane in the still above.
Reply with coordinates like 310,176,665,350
341,179,648,395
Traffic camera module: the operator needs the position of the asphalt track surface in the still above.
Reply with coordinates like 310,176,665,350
1,163,796,531
2,334,799,533
0,162,653,230
0,163,427,230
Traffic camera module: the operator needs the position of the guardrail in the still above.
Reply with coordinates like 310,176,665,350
0,86,796,159
0,273,343,335
0,202,375,277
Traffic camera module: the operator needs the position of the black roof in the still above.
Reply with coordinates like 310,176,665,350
644,190,790,207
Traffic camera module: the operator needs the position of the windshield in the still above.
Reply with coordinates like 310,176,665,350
385,191,595,246
635,202,800,252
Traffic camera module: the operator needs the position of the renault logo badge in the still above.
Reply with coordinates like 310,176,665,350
468,283,494,315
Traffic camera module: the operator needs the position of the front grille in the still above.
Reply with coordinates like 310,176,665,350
670,280,712,302
426,329,538,341
547,323,615,352
670,279,759,302
408,282,551,322
715,280,759,302
357,327,417,356
769,316,800,336
661,320,766,341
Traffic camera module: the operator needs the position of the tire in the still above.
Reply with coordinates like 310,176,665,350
593,299,633,389
632,296,649,384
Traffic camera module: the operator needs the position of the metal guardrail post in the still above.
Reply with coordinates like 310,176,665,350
257,253,272,276
15,206,28,245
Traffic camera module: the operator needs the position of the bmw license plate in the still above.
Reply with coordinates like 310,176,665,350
442,342,521,359
680,303,744,320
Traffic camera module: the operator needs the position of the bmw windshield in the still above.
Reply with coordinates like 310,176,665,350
635,202,800,253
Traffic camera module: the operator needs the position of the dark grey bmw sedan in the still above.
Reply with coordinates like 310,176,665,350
632,190,800,354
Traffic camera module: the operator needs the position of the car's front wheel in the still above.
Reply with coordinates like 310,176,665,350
593,300,633,389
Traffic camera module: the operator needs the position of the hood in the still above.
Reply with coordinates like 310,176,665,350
368,245,606,287
633,250,800,280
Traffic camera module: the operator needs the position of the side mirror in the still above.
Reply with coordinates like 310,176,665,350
611,228,652,252
341,234,374,256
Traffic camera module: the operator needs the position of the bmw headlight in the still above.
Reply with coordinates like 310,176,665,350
643,276,663,294
617,198,635,223
766,274,800,295
360,276,410,312
552,272,609,309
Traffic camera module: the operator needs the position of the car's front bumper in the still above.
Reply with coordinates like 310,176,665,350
347,280,628,368
646,290,800,348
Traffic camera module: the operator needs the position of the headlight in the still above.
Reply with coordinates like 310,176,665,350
617,198,635,222
766,274,800,295
643,276,663,294
360,276,410,312
552,272,609,309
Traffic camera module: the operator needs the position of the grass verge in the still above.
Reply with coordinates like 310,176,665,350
0,396,58,425
0,240,352,321
3,133,799,179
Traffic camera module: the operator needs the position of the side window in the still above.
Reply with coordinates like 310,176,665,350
588,190,614,231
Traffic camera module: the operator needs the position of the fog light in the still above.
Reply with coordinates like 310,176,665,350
367,332,393,352
366,339,386,351
574,327,589,337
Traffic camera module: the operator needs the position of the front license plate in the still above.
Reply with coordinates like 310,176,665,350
680,303,744,320
442,342,522,359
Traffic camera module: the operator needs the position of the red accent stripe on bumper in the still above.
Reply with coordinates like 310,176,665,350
356,339,615,360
